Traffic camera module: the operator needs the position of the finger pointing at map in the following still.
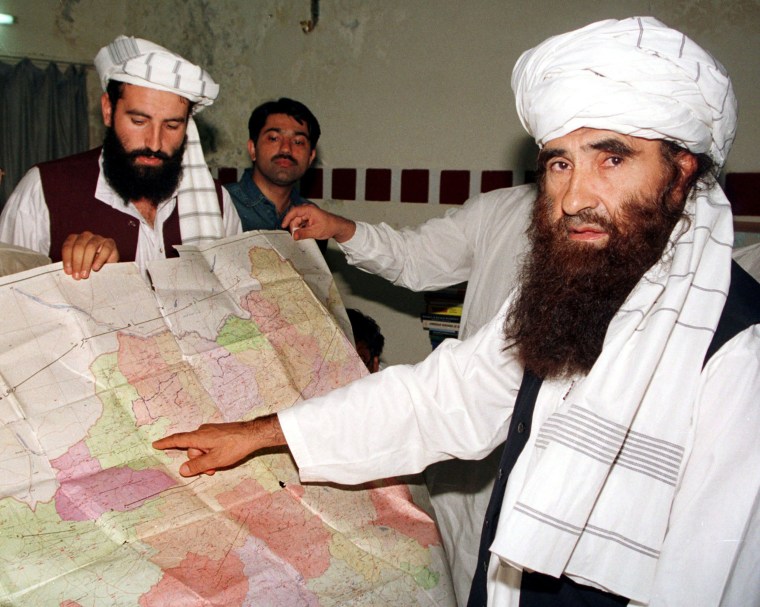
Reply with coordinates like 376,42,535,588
153,415,287,477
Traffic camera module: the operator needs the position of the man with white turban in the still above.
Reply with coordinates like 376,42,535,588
154,17,760,606
0,36,241,279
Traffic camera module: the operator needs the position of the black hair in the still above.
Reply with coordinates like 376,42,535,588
105,79,196,116
346,308,384,360
247,98,321,148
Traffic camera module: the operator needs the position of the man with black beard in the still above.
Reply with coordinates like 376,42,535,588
155,17,760,606
0,36,240,280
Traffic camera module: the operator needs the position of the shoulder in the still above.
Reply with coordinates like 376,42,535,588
36,147,101,171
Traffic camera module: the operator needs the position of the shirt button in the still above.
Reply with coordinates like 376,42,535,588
483,561,488,573
498,468,503,479
517,422,525,434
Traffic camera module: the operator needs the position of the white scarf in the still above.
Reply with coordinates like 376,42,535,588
492,184,734,602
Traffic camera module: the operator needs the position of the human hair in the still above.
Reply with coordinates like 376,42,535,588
346,308,384,360
105,79,196,116
659,140,715,196
247,98,321,148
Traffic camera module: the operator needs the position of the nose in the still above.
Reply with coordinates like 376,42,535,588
279,137,292,154
560,169,600,216
144,125,162,153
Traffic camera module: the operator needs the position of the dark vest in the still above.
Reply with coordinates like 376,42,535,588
37,147,224,263
468,261,760,607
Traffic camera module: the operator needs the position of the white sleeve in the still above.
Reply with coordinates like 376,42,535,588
221,187,242,236
337,196,487,291
647,326,760,605
0,167,52,256
278,301,523,485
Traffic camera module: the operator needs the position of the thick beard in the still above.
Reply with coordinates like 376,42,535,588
503,178,686,380
102,127,186,206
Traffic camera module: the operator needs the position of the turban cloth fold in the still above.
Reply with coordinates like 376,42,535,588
94,35,219,112
512,16,737,168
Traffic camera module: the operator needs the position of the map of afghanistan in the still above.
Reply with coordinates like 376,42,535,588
0,232,454,606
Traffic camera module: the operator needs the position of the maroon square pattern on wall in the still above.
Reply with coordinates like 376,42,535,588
365,168,392,201
401,169,429,203
725,173,760,216
440,170,470,205
332,168,357,200
481,170,513,193
300,168,323,200
217,167,238,186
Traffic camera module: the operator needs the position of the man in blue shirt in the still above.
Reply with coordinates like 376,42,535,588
225,98,320,231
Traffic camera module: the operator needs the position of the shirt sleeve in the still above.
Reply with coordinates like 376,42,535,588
647,325,760,605
337,196,486,291
278,300,523,485
221,187,243,236
0,167,52,256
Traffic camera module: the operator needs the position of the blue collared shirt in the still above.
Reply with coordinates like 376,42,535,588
224,168,312,231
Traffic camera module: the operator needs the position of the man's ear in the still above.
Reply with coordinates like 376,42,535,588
308,147,316,167
101,92,113,127
674,151,698,200
247,139,256,163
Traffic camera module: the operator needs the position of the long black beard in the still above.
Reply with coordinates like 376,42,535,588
102,127,186,206
503,180,686,380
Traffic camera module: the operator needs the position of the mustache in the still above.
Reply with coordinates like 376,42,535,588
272,153,296,163
127,148,172,161
559,208,615,232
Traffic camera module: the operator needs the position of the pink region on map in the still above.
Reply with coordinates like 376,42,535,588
138,552,249,607
241,292,364,400
218,478,331,580
369,483,441,548
52,441,176,522
200,347,261,421
116,332,211,430
60,601,84,607
239,534,321,607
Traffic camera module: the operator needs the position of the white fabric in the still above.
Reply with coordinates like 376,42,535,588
94,35,219,109
95,35,224,246
0,242,50,277
340,185,534,340
175,119,226,246
512,16,737,168
0,163,241,277
339,185,532,603
279,288,760,607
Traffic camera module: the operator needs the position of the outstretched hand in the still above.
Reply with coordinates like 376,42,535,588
152,415,286,477
282,205,357,243
62,231,120,279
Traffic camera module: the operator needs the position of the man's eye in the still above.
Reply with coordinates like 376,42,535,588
293,138,306,146
549,160,570,172
607,156,624,166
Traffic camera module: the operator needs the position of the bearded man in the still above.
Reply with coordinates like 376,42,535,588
0,36,241,279
154,17,760,606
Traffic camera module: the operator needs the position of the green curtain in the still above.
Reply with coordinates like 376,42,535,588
0,59,88,209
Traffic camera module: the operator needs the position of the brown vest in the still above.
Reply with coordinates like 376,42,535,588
37,147,224,263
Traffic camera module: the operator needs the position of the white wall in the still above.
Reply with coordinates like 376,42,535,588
2,0,759,364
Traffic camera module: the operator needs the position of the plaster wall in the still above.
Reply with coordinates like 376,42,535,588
2,0,758,364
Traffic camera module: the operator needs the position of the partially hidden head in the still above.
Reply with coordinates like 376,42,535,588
94,36,219,205
505,17,737,379
347,308,385,373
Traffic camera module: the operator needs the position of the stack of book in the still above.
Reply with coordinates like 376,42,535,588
421,287,466,350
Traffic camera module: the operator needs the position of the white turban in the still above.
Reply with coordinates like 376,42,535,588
94,35,219,112
512,16,737,168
